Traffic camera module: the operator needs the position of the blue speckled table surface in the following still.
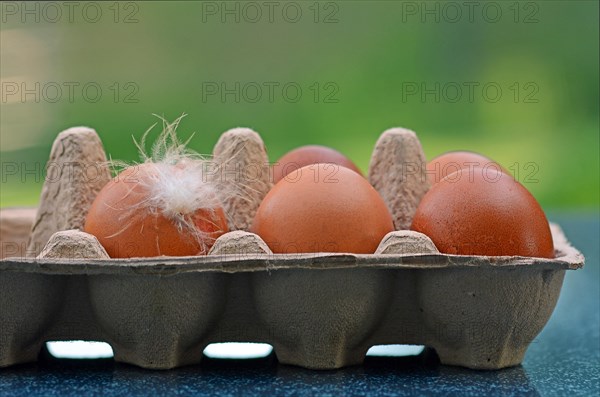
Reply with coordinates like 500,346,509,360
1,215,598,397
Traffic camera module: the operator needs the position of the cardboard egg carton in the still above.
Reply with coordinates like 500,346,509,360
0,127,584,370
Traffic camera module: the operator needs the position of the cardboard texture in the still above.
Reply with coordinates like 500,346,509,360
0,207,36,259
0,127,584,371
26,127,111,257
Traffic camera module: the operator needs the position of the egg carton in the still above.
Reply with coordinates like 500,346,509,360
0,126,584,371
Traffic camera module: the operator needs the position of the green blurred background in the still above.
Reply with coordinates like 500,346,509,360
1,1,598,210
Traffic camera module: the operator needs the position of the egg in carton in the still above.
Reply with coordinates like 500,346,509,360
0,125,584,370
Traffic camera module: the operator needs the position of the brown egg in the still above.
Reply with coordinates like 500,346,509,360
84,163,228,258
251,163,393,254
411,167,554,258
427,151,505,184
272,145,362,184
